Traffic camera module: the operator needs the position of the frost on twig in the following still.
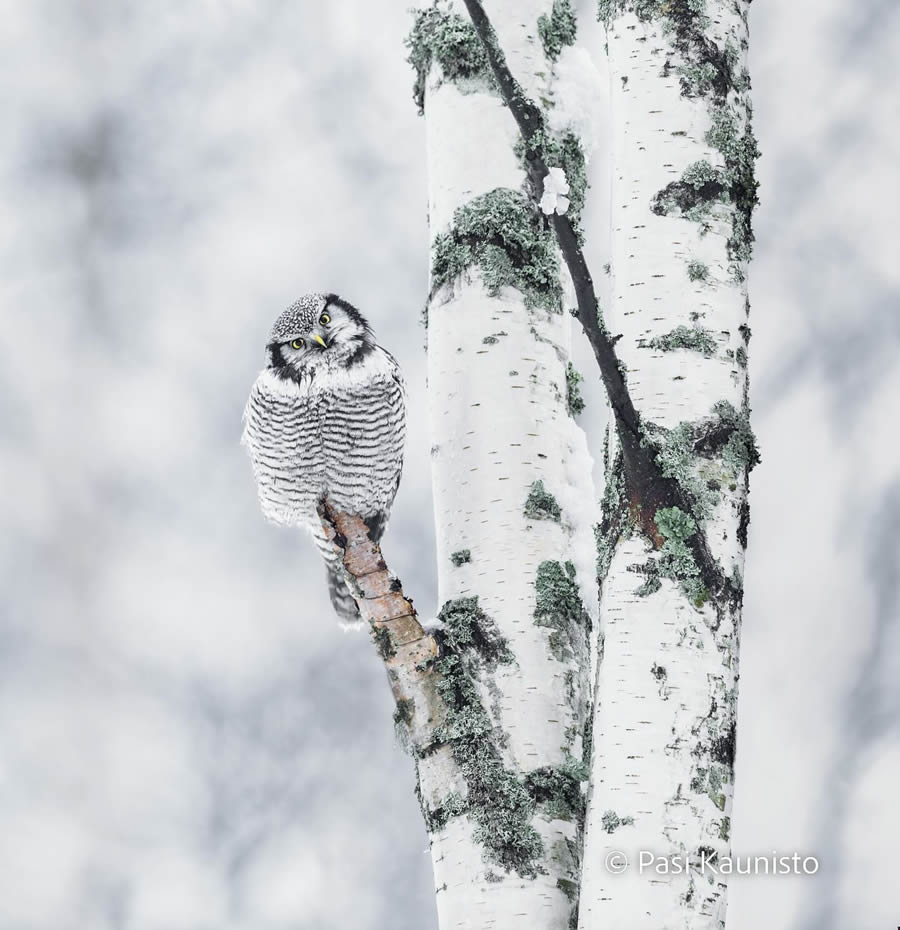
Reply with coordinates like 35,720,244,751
540,166,571,215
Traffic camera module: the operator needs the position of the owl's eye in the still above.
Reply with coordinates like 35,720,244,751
319,312,331,326
290,339,304,350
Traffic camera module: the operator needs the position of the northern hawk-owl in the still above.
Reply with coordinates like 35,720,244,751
242,293,406,626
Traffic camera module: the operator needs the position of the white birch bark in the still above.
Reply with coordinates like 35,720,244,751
580,3,756,927
411,2,599,927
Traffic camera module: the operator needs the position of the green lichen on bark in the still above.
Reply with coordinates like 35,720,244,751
691,762,729,810
645,324,716,357
641,400,759,519
538,0,578,62
527,754,589,929
426,598,547,876
601,809,635,832
596,0,614,24
598,0,668,26
709,400,760,473
582,711,594,769
405,3,493,113
424,791,467,832
654,506,708,607
373,625,396,660
432,657,543,874
596,444,629,586
566,362,585,416
450,548,472,566
534,560,590,662
431,188,563,311
687,259,709,281
523,754,589,822
651,160,728,223
437,596,515,666
636,576,662,597
524,479,562,522
656,506,696,547
705,104,760,261
645,420,716,518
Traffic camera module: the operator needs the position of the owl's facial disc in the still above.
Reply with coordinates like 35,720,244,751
266,293,374,379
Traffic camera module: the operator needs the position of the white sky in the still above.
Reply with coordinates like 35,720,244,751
0,1,897,928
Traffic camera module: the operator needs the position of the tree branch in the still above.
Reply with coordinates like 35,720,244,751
317,501,444,747
320,502,582,889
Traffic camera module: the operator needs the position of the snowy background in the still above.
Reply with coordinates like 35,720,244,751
1,1,897,928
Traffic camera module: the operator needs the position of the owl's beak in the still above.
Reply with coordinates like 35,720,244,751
311,333,328,349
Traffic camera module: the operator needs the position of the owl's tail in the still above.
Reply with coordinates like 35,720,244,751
311,528,364,629
325,563,363,628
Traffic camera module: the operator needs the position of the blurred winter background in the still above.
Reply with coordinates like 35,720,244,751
0,0,896,928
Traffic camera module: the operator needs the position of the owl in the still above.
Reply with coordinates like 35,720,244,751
242,293,406,626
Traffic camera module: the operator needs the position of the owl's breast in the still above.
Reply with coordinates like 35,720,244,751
244,350,406,527
317,361,406,519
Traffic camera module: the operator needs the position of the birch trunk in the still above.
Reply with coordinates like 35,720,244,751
409,2,599,927
580,2,757,927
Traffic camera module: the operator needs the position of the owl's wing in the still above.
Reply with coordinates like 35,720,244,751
372,347,407,514
376,346,406,393
243,373,321,526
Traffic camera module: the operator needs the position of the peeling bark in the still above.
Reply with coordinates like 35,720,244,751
318,503,441,738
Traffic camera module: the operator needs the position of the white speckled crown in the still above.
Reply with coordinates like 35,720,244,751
268,293,328,343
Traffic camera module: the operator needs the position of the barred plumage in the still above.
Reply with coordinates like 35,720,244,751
242,294,406,626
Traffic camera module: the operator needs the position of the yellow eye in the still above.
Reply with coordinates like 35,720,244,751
319,312,331,326
290,339,304,350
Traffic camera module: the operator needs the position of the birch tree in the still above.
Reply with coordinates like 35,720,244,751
321,0,757,927
407,4,599,927
580,3,757,926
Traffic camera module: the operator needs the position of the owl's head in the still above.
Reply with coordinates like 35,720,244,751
266,293,374,376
